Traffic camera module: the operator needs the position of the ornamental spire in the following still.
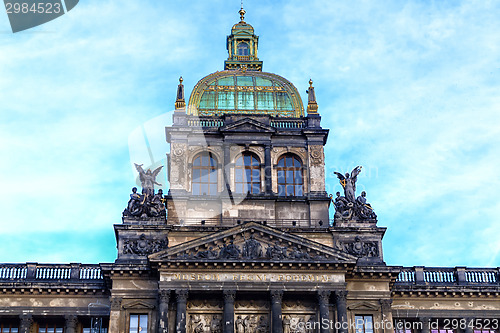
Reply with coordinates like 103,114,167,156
239,0,245,22
306,79,319,114
175,76,186,111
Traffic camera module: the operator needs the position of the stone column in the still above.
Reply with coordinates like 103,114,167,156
19,314,32,333
223,143,232,194
158,290,171,333
223,290,236,333
270,289,284,333
419,317,430,333
65,315,78,333
264,145,272,194
318,290,331,333
335,290,348,333
175,289,188,333
108,297,122,333
379,299,393,333
464,318,474,333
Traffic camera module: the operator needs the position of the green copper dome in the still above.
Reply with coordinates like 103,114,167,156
188,70,305,118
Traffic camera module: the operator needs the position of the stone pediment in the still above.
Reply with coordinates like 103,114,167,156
149,222,357,263
122,300,155,310
347,301,380,311
220,118,275,133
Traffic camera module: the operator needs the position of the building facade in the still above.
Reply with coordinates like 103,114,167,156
1,9,499,333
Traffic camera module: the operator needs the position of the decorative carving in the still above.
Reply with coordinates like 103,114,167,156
334,191,377,220
379,299,393,311
110,297,122,311
159,289,171,303
123,234,168,256
266,241,288,260
337,237,379,258
65,315,78,330
317,290,331,304
176,289,189,303
309,146,323,166
19,314,33,333
188,299,223,310
176,237,324,261
335,290,348,302
188,314,222,333
235,315,268,333
334,166,361,203
223,290,236,303
219,240,241,259
135,163,163,196
195,246,219,259
123,187,166,218
332,165,377,221
356,191,377,219
283,315,316,333
242,235,263,259
270,289,284,302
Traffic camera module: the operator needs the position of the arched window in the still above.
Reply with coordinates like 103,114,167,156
192,152,218,195
237,42,249,56
277,154,303,196
235,153,261,194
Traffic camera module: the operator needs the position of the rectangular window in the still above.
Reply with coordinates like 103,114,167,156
1,323,19,333
355,315,373,333
217,91,235,110
129,314,148,333
256,92,274,109
37,325,63,333
237,92,254,110
81,316,109,333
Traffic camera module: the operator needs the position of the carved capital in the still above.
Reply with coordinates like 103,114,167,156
335,290,348,302
270,289,284,303
19,314,33,333
317,290,331,304
159,289,171,303
223,289,236,303
110,297,122,311
379,299,393,311
176,289,189,303
65,315,78,329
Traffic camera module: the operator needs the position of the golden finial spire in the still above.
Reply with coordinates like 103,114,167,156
239,1,246,22
306,79,319,114
175,76,186,112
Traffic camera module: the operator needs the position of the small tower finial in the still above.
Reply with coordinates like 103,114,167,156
175,76,186,112
306,79,319,114
239,3,246,22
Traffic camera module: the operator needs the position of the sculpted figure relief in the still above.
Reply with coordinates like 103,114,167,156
242,235,263,259
219,240,241,259
123,163,166,218
333,166,377,221
334,166,361,203
135,163,163,197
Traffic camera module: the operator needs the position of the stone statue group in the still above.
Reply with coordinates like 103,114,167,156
333,166,377,220
123,164,166,218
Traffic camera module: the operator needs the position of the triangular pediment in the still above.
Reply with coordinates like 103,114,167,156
347,301,380,311
221,118,275,133
122,300,155,310
149,222,357,263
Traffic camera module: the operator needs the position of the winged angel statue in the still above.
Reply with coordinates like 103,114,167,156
122,164,165,218
134,163,163,196
333,166,376,220
334,166,362,203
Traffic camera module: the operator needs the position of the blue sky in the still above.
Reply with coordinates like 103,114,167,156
0,0,499,267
